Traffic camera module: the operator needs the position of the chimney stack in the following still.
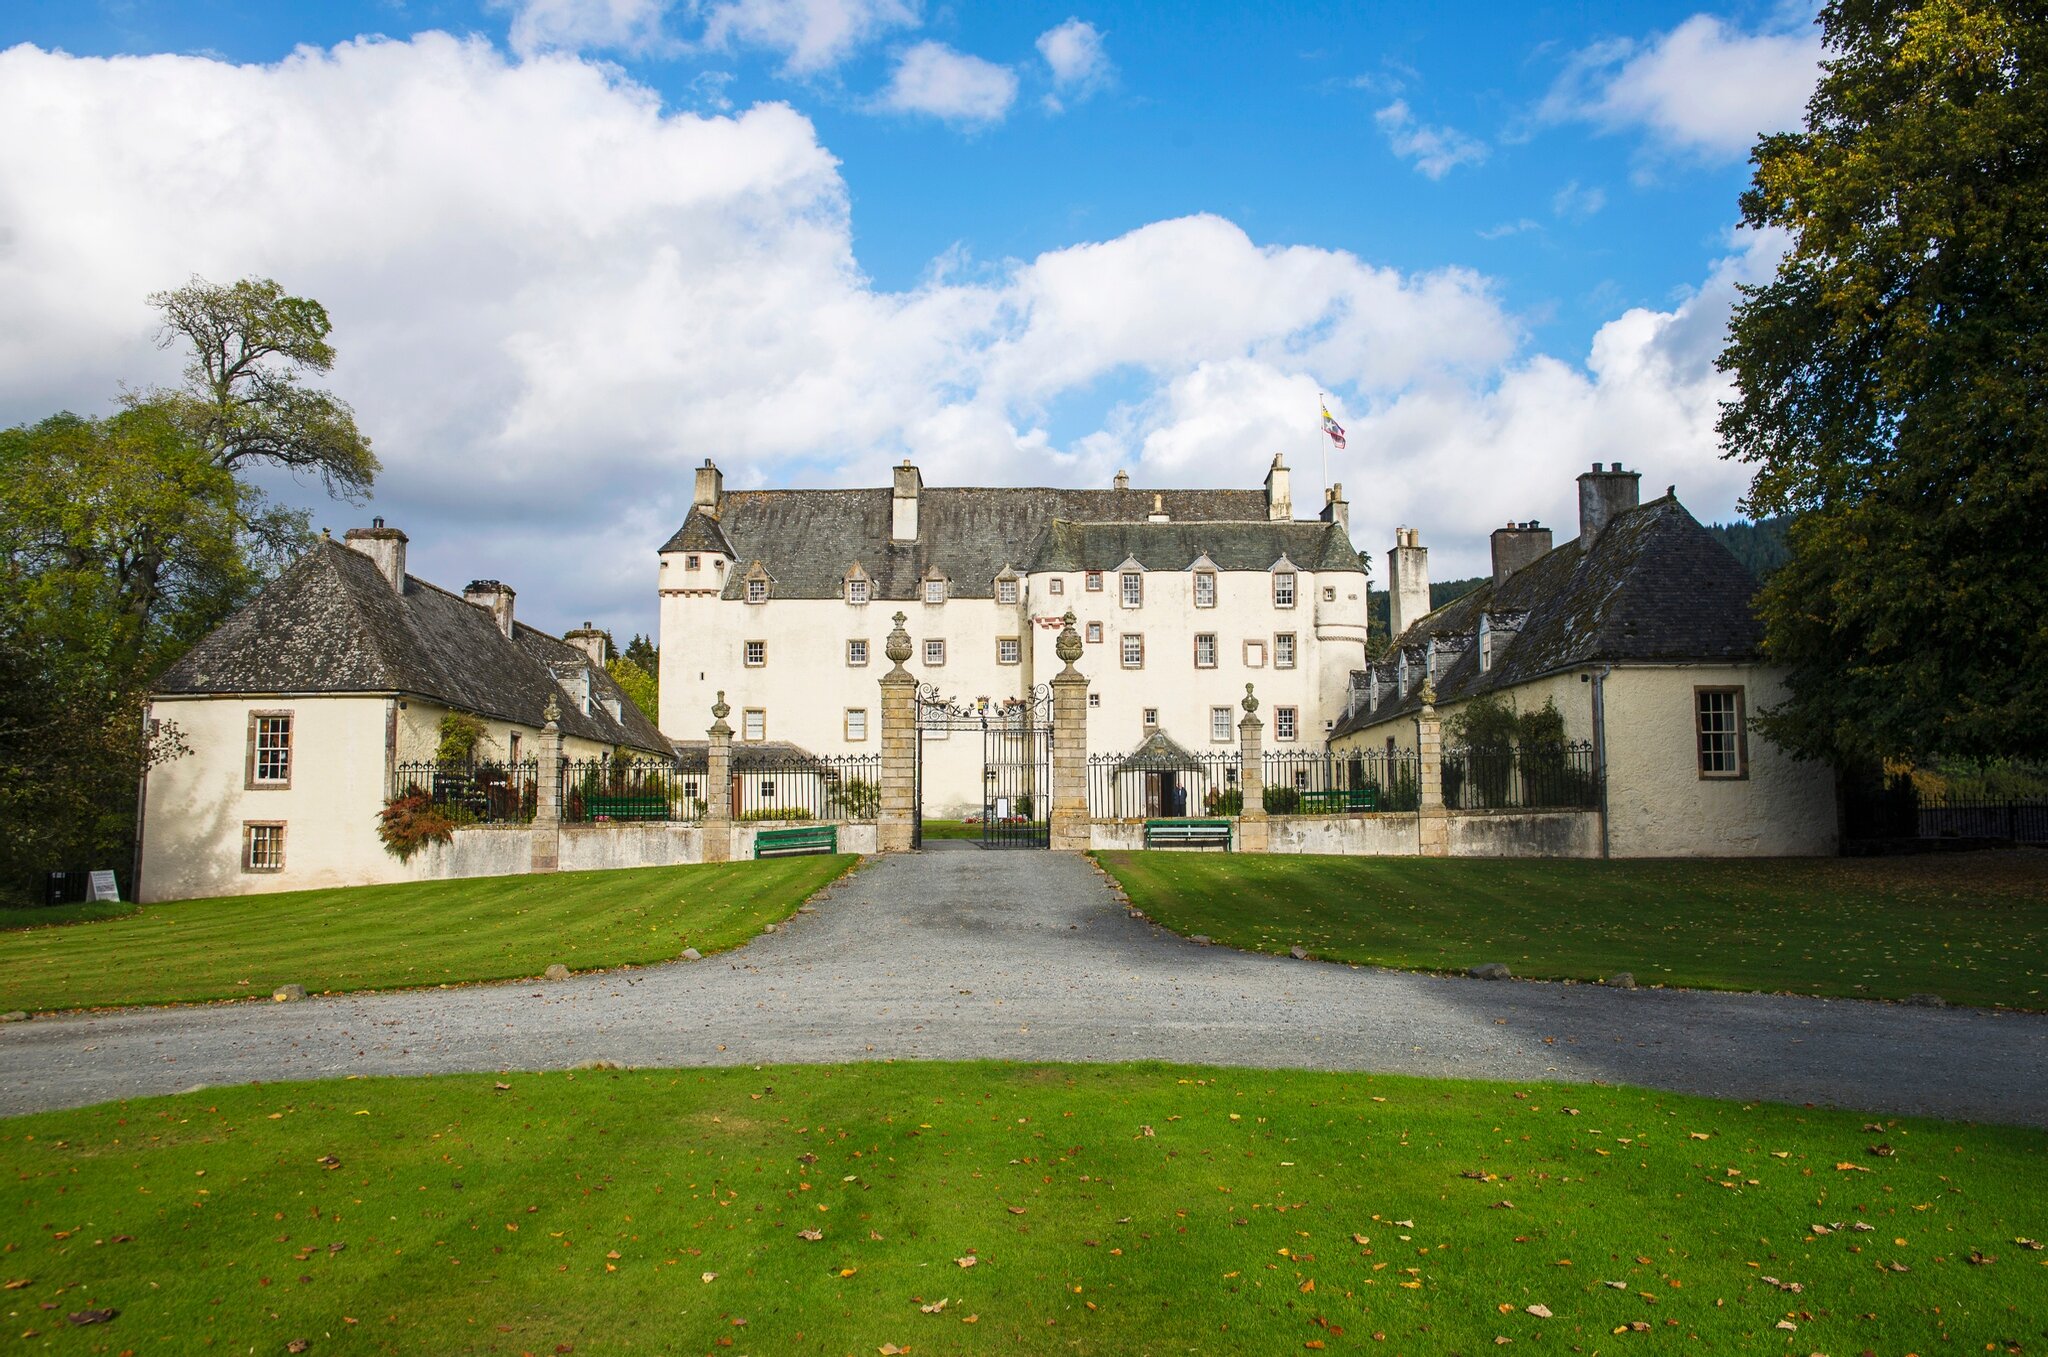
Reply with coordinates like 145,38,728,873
892,459,922,542
1577,462,1641,545
342,517,408,593
1148,492,1169,523
1113,469,1130,491
1264,453,1292,521
693,459,724,515
1489,520,1553,584
1386,527,1430,641
1320,483,1350,537
563,621,608,669
464,580,516,640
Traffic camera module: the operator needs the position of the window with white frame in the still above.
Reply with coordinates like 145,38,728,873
996,577,1019,605
1274,633,1296,669
1273,571,1297,608
1087,692,1101,708
248,712,292,787
1121,572,1143,607
1321,585,1336,602
847,638,869,666
745,576,768,603
1696,687,1747,778
1194,571,1217,608
683,779,700,801
924,638,946,667
744,639,766,667
924,579,946,604
845,708,868,741
1244,639,1266,667
1143,707,1159,727
847,577,870,605
1194,633,1217,668
742,708,765,741
997,637,1022,665
1085,621,1103,644
1085,570,1103,591
243,821,285,872
759,778,776,799
1210,706,1233,742
1293,768,1310,791
1121,634,1144,668
1049,578,1064,595
1274,705,1298,741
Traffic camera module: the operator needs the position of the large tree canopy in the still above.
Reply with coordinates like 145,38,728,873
1719,0,2048,765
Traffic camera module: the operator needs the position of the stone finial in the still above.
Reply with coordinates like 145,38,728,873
1241,682,1259,716
542,693,561,728
1419,678,1438,708
1055,609,1083,671
711,689,729,721
884,610,913,670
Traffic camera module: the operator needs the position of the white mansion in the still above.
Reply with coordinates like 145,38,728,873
657,455,1370,814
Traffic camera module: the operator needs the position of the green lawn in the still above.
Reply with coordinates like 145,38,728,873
1097,850,2048,1009
2,1063,2042,1354
0,857,855,1014
920,817,984,841
0,899,141,931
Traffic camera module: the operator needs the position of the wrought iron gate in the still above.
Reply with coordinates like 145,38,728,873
914,684,1052,849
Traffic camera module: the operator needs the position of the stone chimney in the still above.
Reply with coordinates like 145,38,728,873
1264,453,1292,521
1386,526,1430,641
1113,469,1130,491
1147,492,1169,523
343,517,407,593
892,459,922,542
1577,462,1641,545
563,621,608,668
1489,520,1553,584
693,459,723,515
464,580,516,639
1320,483,1349,537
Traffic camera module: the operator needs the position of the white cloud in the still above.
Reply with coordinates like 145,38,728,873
497,0,676,58
1478,218,1541,240
1036,17,1111,111
1373,99,1487,179
700,0,921,74
0,33,1766,640
873,40,1017,124
1541,13,1823,158
1551,179,1606,219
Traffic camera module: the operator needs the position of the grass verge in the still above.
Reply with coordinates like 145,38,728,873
919,818,984,841
1096,850,2048,1009
0,857,855,1013
2,1063,2043,1354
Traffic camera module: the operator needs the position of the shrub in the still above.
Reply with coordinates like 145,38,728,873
377,788,458,861
829,777,880,820
740,807,813,823
1204,787,1244,816
1262,785,1301,814
436,711,486,763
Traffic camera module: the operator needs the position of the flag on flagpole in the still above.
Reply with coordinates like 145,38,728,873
1320,397,1346,450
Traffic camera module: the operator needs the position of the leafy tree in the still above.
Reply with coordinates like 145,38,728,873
1718,0,2048,764
607,656,658,722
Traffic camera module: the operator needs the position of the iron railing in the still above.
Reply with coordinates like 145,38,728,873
390,758,540,824
1088,750,1241,819
559,757,705,823
733,753,882,823
1441,742,1600,811
1260,749,1420,814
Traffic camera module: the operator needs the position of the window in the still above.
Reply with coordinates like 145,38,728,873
997,637,1022,665
1322,586,1336,602
847,638,869,666
1121,634,1144,668
686,554,701,570
1696,687,1747,778
1211,706,1234,742
508,732,521,766
744,640,766,667
1085,570,1103,592
759,779,776,800
742,708,765,741
1121,572,1143,607
1275,706,1298,742
247,712,293,788
1049,578,1064,595
683,780,700,801
924,579,946,604
1085,621,1103,644
1244,640,1266,668
1087,692,1101,709
847,578,870,605
1273,571,1297,608
845,708,868,741
1274,633,1296,669
924,638,946,667
996,577,1019,605
1143,707,1160,728
1194,633,1217,668
1293,769,1310,791
243,822,285,872
745,577,768,603
1194,571,1217,608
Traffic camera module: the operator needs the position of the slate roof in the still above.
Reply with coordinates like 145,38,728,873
660,485,1351,600
1330,495,1765,740
155,539,670,754
669,739,830,772
1034,520,1362,574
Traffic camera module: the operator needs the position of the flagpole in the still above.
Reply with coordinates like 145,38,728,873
1318,392,1328,500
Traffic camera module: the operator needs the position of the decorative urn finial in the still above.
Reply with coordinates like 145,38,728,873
1241,682,1258,716
542,693,561,727
711,689,729,721
1419,678,1437,708
1055,609,1083,670
884,610,913,668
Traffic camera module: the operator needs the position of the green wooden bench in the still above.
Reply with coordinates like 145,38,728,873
1297,786,1380,814
585,795,670,821
1143,818,1233,850
754,824,839,858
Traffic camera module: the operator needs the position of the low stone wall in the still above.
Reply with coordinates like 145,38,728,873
1445,809,1600,858
389,819,875,888
1085,809,1598,858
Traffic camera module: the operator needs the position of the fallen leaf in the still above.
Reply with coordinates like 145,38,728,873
67,1310,116,1326
1525,1304,1552,1318
701,1272,717,1283
1967,1251,1996,1266
798,1229,823,1242
919,1298,948,1315
955,1256,977,1269
1834,1162,1871,1173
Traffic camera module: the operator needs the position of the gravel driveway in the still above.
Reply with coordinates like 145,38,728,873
5,844,2046,1123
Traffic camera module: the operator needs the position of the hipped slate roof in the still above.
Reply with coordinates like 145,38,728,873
1331,495,1764,740
660,485,1354,600
156,539,670,754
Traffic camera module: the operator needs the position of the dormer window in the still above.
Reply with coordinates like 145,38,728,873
924,578,946,605
996,576,1019,605
745,576,768,604
1120,572,1143,607
847,577,870,605
1273,570,1297,609
1478,615,1493,673
1194,570,1217,608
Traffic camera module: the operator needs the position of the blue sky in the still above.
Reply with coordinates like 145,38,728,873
0,0,1823,635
